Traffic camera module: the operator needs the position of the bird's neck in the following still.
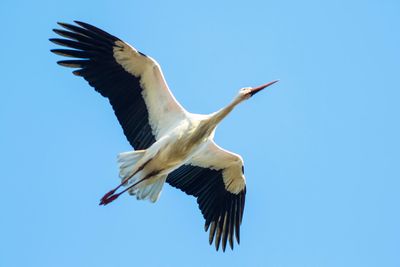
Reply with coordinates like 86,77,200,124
208,96,242,129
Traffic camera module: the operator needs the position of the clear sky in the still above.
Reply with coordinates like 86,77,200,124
1,0,399,266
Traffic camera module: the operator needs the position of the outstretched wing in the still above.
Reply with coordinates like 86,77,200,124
167,141,246,251
50,21,187,149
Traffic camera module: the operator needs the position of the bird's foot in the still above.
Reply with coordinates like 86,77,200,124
99,182,125,205
100,188,116,202
99,192,121,206
100,187,123,205
99,177,145,206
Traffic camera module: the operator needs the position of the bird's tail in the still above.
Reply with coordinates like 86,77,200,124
129,175,167,203
117,150,146,180
117,150,165,203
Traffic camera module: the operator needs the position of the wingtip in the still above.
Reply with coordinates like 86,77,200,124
53,28,63,33
49,38,58,44
56,60,66,67
57,60,81,68
57,21,68,27
74,20,90,28
72,70,83,76
221,243,227,252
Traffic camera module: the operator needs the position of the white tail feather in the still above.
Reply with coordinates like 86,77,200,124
129,175,167,203
117,150,166,203
117,150,145,179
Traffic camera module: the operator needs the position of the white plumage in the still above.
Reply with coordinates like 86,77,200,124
50,21,278,251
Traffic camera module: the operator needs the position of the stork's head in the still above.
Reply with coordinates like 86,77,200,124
237,80,279,101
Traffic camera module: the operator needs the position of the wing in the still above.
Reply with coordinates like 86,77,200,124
50,21,187,149
166,141,246,251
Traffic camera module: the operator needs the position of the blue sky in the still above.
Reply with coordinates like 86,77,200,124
1,0,399,266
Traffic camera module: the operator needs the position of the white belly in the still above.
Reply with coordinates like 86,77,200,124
142,118,212,177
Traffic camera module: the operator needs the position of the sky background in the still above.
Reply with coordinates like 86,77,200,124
1,0,399,266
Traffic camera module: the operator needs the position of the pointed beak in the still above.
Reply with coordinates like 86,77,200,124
249,80,279,96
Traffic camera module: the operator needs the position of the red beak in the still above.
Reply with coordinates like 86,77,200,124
249,80,279,96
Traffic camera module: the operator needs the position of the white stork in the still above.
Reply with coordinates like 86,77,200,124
50,21,278,252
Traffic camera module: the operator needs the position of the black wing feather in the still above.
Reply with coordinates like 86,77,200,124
167,165,246,252
50,21,155,150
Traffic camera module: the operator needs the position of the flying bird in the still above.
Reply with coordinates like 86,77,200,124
50,21,278,252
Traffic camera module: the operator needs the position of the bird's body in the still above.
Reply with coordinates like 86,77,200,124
50,21,277,251
120,114,215,195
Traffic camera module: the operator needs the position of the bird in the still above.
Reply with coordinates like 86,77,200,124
50,21,278,252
